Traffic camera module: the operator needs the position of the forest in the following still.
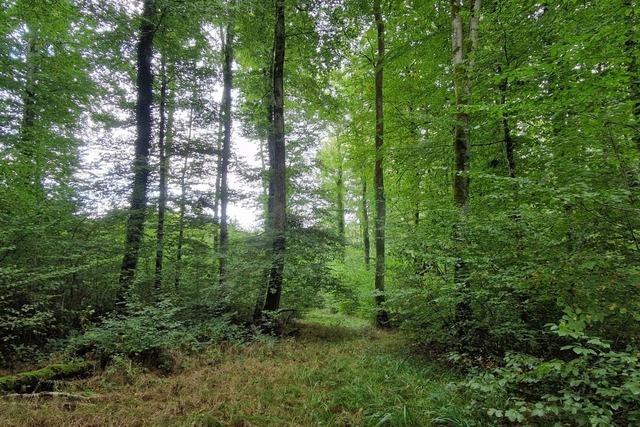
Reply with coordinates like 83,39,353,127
1,0,639,425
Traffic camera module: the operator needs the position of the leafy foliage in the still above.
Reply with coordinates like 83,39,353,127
465,311,640,426
68,299,244,370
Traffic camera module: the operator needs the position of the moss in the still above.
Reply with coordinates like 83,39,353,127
0,376,17,391
0,361,93,393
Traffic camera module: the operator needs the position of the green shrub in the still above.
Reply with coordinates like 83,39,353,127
68,299,245,370
464,309,640,426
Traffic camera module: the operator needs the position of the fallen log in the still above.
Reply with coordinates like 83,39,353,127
0,361,94,394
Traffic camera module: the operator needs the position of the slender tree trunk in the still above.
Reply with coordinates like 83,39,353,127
373,0,389,327
117,0,156,310
254,80,275,322
212,26,225,272
218,7,235,287
263,0,286,313
266,101,276,228
450,0,481,334
154,57,169,291
451,0,470,213
408,104,421,229
336,139,345,248
212,104,223,262
361,176,371,269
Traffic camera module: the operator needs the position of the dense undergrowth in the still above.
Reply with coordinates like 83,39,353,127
0,311,470,427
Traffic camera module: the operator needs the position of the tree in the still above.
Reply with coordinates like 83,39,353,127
218,1,236,286
117,0,157,310
263,0,286,313
336,137,346,248
372,0,389,327
154,55,175,291
450,0,481,331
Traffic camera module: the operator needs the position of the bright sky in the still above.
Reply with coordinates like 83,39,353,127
77,89,263,232
227,129,262,231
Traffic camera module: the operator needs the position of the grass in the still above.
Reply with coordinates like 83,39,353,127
0,310,469,426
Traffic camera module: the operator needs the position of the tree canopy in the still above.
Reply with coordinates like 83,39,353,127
1,0,639,425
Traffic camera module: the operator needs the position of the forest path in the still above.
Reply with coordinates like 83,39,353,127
0,311,465,427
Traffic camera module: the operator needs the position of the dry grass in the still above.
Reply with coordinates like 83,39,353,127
0,312,466,426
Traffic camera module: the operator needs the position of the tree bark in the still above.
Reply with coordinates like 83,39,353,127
218,6,236,287
450,0,481,332
254,76,275,323
212,102,223,264
117,0,156,310
19,31,42,195
336,139,345,248
373,0,389,327
263,0,286,313
451,0,470,212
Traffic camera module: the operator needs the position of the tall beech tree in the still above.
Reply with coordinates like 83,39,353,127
218,3,236,286
19,32,40,195
254,73,275,322
263,0,286,313
450,0,480,330
117,0,156,308
372,0,389,327
336,138,345,248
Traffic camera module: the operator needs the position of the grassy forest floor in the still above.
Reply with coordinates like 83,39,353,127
0,311,469,427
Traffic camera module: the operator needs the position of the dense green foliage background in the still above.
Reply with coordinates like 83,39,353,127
1,0,639,425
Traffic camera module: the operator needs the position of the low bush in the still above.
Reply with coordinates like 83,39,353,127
464,309,640,426
67,299,245,371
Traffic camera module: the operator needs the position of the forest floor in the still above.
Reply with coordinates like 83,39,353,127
0,311,468,427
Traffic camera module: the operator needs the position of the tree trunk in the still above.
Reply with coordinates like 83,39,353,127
361,176,371,269
117,0,156,310
263,0,286,313
154,56,172,292
254,77,275,323
212,103,223,264
450,0,481,336
373,0,389,327
336,139,345,248
218,7,235,287
19,31,42,195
